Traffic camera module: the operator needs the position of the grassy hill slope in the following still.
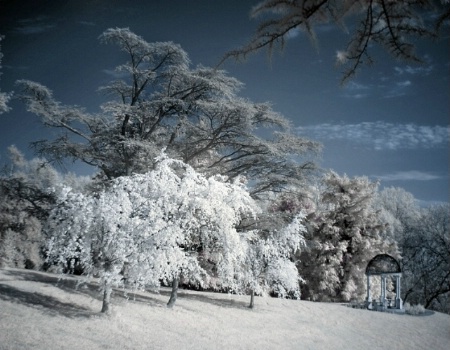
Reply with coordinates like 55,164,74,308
0,268,448,350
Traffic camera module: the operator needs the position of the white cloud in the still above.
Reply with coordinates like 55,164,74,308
3,65,29,71
351,93,367,99
385,64,434,97
14,24,56,35
394,65,434,76
374,170,443,181
14,17,56,35
343,81,371,98
346,81,370,90
383,80,413,98
79,21,96,26
102,69,128,79
396,80,411,87
285,28,300,39
296,122,450,150
344,76,418,99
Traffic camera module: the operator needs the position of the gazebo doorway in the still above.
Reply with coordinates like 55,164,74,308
365,254,403,311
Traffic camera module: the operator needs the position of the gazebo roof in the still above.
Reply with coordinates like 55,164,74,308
365,254,401,275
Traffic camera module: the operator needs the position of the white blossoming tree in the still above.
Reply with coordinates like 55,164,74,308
45,153,260,313
239,212,307,308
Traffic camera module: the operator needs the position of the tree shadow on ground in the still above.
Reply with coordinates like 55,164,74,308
1,269,169,310
2,269,103,303
1,269,63,284
115,288,168,308
158,288,251,310
1,269,250,312
0,283,95,318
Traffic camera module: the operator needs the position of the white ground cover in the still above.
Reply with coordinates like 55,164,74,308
0,268,448,350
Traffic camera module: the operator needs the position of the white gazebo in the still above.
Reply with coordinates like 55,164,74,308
365,254,403,311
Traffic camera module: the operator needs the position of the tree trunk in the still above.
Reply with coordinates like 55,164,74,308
249,289,255,309
167,277,179,308
101,282,112,313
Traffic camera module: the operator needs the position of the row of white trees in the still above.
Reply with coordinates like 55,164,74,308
2,28,316,312
44,152,306,312
1,146,448,312
1,28,314,312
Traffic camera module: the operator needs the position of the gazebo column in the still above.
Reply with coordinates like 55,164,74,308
395,274,403,309
380,275,386,308
366,275,372,309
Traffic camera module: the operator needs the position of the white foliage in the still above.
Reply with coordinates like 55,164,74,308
16,28,319,193
300,172,396,302
0,91,12,114
238,212,307,299
0,147,90,270
267,258,302,299
404,302,426,315
0,35,12,114
45,153,260,308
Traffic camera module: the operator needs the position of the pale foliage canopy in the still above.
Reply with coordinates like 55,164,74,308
0,35,12,114
46,153,260,297
16,28,320,198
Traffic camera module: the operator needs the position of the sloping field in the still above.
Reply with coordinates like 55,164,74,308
0,268,448,350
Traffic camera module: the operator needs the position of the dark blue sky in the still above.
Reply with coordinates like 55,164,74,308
0,0,448,204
